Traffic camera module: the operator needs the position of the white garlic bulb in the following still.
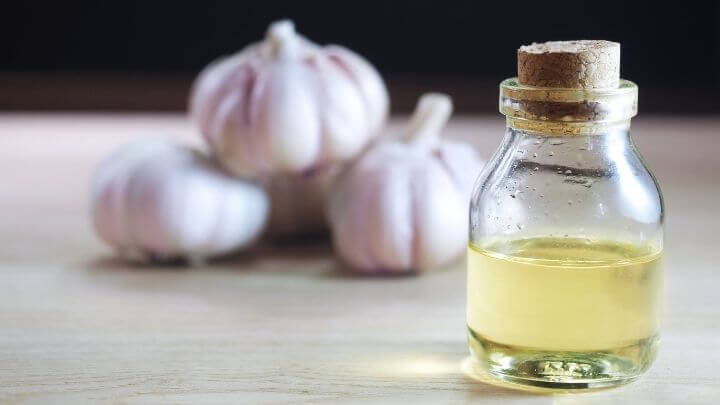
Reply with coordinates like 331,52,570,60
91,140,269,264
189,19,389,177
328,94,484,273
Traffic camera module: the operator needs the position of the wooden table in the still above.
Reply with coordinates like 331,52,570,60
1,114,718,404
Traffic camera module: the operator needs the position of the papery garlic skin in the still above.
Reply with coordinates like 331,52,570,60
91,141,268,263
328,94,484,273
190,20,389,177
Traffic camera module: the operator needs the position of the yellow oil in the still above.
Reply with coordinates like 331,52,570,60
467,237,662,389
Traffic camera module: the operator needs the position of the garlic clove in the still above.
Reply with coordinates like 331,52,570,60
126,157,183,255
315,56,369,161
324,45,389,133
365,160,414,271
191,46,261,141
91,140,177,249
254,62,322,173
411,160,468,270
212,87,266,178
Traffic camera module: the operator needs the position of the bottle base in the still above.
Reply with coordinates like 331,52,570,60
467,327,658,391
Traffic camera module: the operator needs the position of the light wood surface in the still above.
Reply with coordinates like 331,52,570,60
1,114,718,404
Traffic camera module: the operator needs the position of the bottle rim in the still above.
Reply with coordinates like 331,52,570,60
500,78,638,124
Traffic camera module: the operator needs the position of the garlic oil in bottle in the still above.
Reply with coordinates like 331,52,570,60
467,41,664,390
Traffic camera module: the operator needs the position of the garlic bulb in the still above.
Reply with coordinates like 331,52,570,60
91,140,269,264
328,94,484,273
189,19,389,177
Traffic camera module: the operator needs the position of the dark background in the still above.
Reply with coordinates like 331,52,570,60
2,0,718,113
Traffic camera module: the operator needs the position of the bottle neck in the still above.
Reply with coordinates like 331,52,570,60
499,78,638,137
506,117,632,137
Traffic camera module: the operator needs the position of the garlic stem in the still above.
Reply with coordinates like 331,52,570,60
402,93,453,150
267,20,299,59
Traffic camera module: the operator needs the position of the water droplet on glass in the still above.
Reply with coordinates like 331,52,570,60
510,193,516,198
539,194,545,198
550,139,565,145
565,170,572,174
516,224,523,230
549,151,555,156
533,153,538,158
534,140,541,145
567,200,573,205
533,167,539,171
532,187,536,191
557,170,562,174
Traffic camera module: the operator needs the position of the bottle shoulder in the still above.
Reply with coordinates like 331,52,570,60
470,130,664,247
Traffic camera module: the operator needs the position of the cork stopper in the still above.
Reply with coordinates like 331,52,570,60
518,40,620,89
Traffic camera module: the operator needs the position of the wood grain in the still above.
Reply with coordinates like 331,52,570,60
0,114,718,404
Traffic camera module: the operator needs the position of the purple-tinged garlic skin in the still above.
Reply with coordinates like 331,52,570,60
189,20,389,178
91,141,269,264
328,94,484,273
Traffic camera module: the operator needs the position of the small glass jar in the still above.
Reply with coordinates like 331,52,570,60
467,78,664,389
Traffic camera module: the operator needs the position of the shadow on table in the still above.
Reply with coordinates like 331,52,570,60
83,237,462,280
83,237,336,274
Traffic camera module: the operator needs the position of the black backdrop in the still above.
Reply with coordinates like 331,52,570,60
3,0,718,113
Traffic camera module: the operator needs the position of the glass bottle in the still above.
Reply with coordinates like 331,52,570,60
467,77,664,389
